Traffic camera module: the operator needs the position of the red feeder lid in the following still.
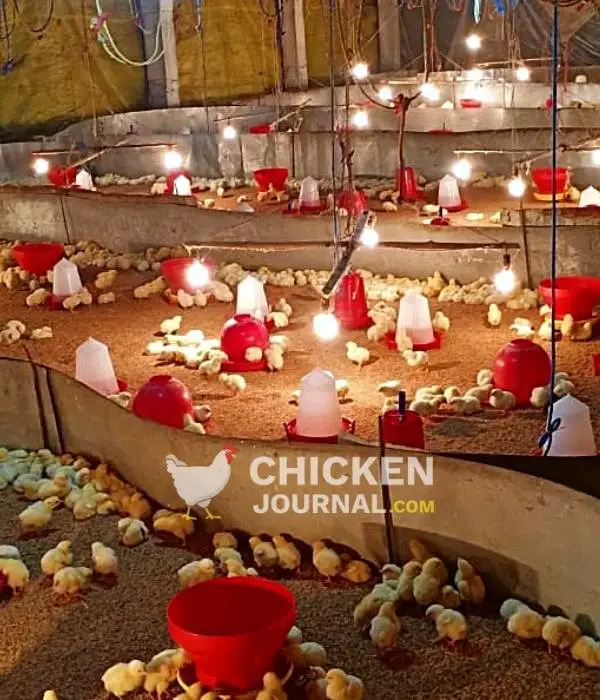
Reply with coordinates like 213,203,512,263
283,417,355,443
132,375,194,429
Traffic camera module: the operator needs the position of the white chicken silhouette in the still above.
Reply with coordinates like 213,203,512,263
166,446,238,520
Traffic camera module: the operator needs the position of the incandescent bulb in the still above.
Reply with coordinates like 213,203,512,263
313,311,340,341
466,34,482,51
360,226,379,248
508,176,526,198
515,66,530,82
378,85,393,102
350,62,369,80
352,110,369,129
452,158,472,181
592,149,600,165
33,157,50,176
494,266,516,295
164,149,183,170
222,124,238,140
420,83,440,101
186,261,210,289
466,67,484,82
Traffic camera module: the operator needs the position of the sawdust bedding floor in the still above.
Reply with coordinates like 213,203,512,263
0,271,599,455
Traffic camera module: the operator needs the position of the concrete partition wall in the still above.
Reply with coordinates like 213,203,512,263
0,358,45,449
0,189,67,242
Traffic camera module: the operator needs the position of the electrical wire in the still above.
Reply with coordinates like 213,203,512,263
12,0,54,35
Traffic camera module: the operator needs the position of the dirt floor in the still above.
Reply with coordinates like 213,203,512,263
0,270,599,455
1,488,599,700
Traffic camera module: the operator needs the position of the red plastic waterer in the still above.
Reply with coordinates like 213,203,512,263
333,271,371,329
531,167,569,196
165,169,193,195
167,577,296,694
11,242,64,276
493,339,551,406
381,392,425,449
48,165,78,188
538,276,600,321
395,167,420,201
131,375,194,429
283,417,355,444
161,257,214,294
220,314,269,372
254,168,288,193
337,188,368,217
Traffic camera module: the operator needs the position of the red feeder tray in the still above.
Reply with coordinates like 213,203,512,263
395,166,421,201
334,271,371,330
283,417,355,444
48,165,78,188
338,188,368,217
430,215,451,226
493,339,551,406
385,329,443,351
460,99,482,108
12,242,64,276
538,276,600,321
254,168,288,193
249,123,273,134
132,375,194,429
428,128,454,135
168,577,295,694
220,314,269,372
381,408,425,449
116,379,128,392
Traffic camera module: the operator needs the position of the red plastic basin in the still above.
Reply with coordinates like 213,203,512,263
531,167,568,194
493,339,551,406
538,276,600,321
12,243,64,276
254,168,288,192
221,314,269,363
168,577,295,693
132,375,194,429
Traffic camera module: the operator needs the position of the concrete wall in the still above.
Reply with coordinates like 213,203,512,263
1,357,600,627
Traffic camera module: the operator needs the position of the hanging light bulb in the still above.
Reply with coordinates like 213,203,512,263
378,85,393,102
466,67,484,82
186,260,210,289
508,175,526,198
164,148,183,170
494,253,516,294
465,34,482,51
452,158,472,181
360,226,379,248
592,149,600,165
32,157,50,176
313,311,340,341
222,124,238,140
350,62,369,81
420,83,440,101
352,110,369,129
515,66,530,82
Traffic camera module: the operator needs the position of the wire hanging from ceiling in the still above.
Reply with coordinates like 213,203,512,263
12,0,54,35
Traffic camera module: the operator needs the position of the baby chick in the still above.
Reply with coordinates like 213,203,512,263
403,349,429,368
257,671,288,700
432,310,450,333
340,557,371,583
571,636,600,668
487,303,502,327
249,536,279,568
377,380,403,398
346,341,370,368
287,641,327,669
52,566,93,602
454,558,485,604
426,604,468,643
394,561,423,602
438,585,461,609
0,557,30,594
178,559,217,588
92,542,118,577
312,540,342,579
226,560,258,577
335,379,350,401
212,531,238,550
144,649,187,698
325,669,364,700
218,372,247,394
489,388,516,411
117,517,149,547
41,540,73,576
530,386,550,409
413,558,447,606
102,660,146,698
507,605,545,639
153,509,194,544
272,535,301,571
18,497,60,533
542,616,582,651
369,601,401,653
476,369,493,387
380,563,402,583
265,344,285,371
354,582,398,626
214,546,243,570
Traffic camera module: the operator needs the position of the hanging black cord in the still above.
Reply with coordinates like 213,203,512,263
328,0,339,263
13,0,54,35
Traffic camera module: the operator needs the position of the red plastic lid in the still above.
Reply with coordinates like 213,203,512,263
132,375,194,429
283,417,355,443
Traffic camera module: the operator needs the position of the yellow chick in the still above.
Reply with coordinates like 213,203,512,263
403,349,429,368
353,582,397,626
160,315,182,335
487,303,502,327
530,386,550,409
571,636,600,668
340,557,371,583
438,585,461,609
42,692,59,700
102,660,146,697
413,561,446,606
18,497,60,533
0,545,21,560
0,557,30,593
256,671,287,700
408,539,433,563
426,604,468,643
178,559,217,589
489,388,516,411
214,546,243,570
249,536,279,568
500,598,527,619
73,496,97,521
153,509,194,543
41,540,73,576
144,648,187,698
380,563,402,582
312,540,342,579
226,559,258,577
573,320,593,341
346,341,370,368
432,311,450,333
393,561,423,603
37,473,71,500
272,535,302,571
118,517,149,547
92,542,118,577
123,492,152,520
212,531,238,550
507,606,545,639
218,372,247,394
286,641,327,669
454,558,485,604
542,616,582,651
325,668,364,700
369,601,401,651
173,682,203,700
52,566,93,601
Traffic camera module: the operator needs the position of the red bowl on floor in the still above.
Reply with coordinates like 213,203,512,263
531,167,568,195
161,257,210,294
283,417,355,443
132,375,193,429
168,577,295,693
254,168,288,192
493,339,551,406
221,314,269,364
538,276,600,320
12,243,64,276
460,99,481,108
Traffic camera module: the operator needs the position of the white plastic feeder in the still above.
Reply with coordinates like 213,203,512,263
296,369,342,438
173,174,192,196
75,168,95,191
52,258,82,297
547,394,597,456
438,174,462,210
75,337,119,396
579,186,600,208
396,290,435,346
298,176,321,211
236,274,269,321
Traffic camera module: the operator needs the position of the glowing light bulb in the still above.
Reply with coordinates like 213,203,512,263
378,85,393,102
592,149,600,165
33,157,50,176
360,226,379,248
515,66,530,82
164,149,183,170
350,62,369,81
466,67,484,82
420,83,440,102
187,261,210,289
222,124,238,140
466,34,482,51
352,110,369,129
313,311,340,341
452,158,472,182
508,176,526,198
494,266,516,295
